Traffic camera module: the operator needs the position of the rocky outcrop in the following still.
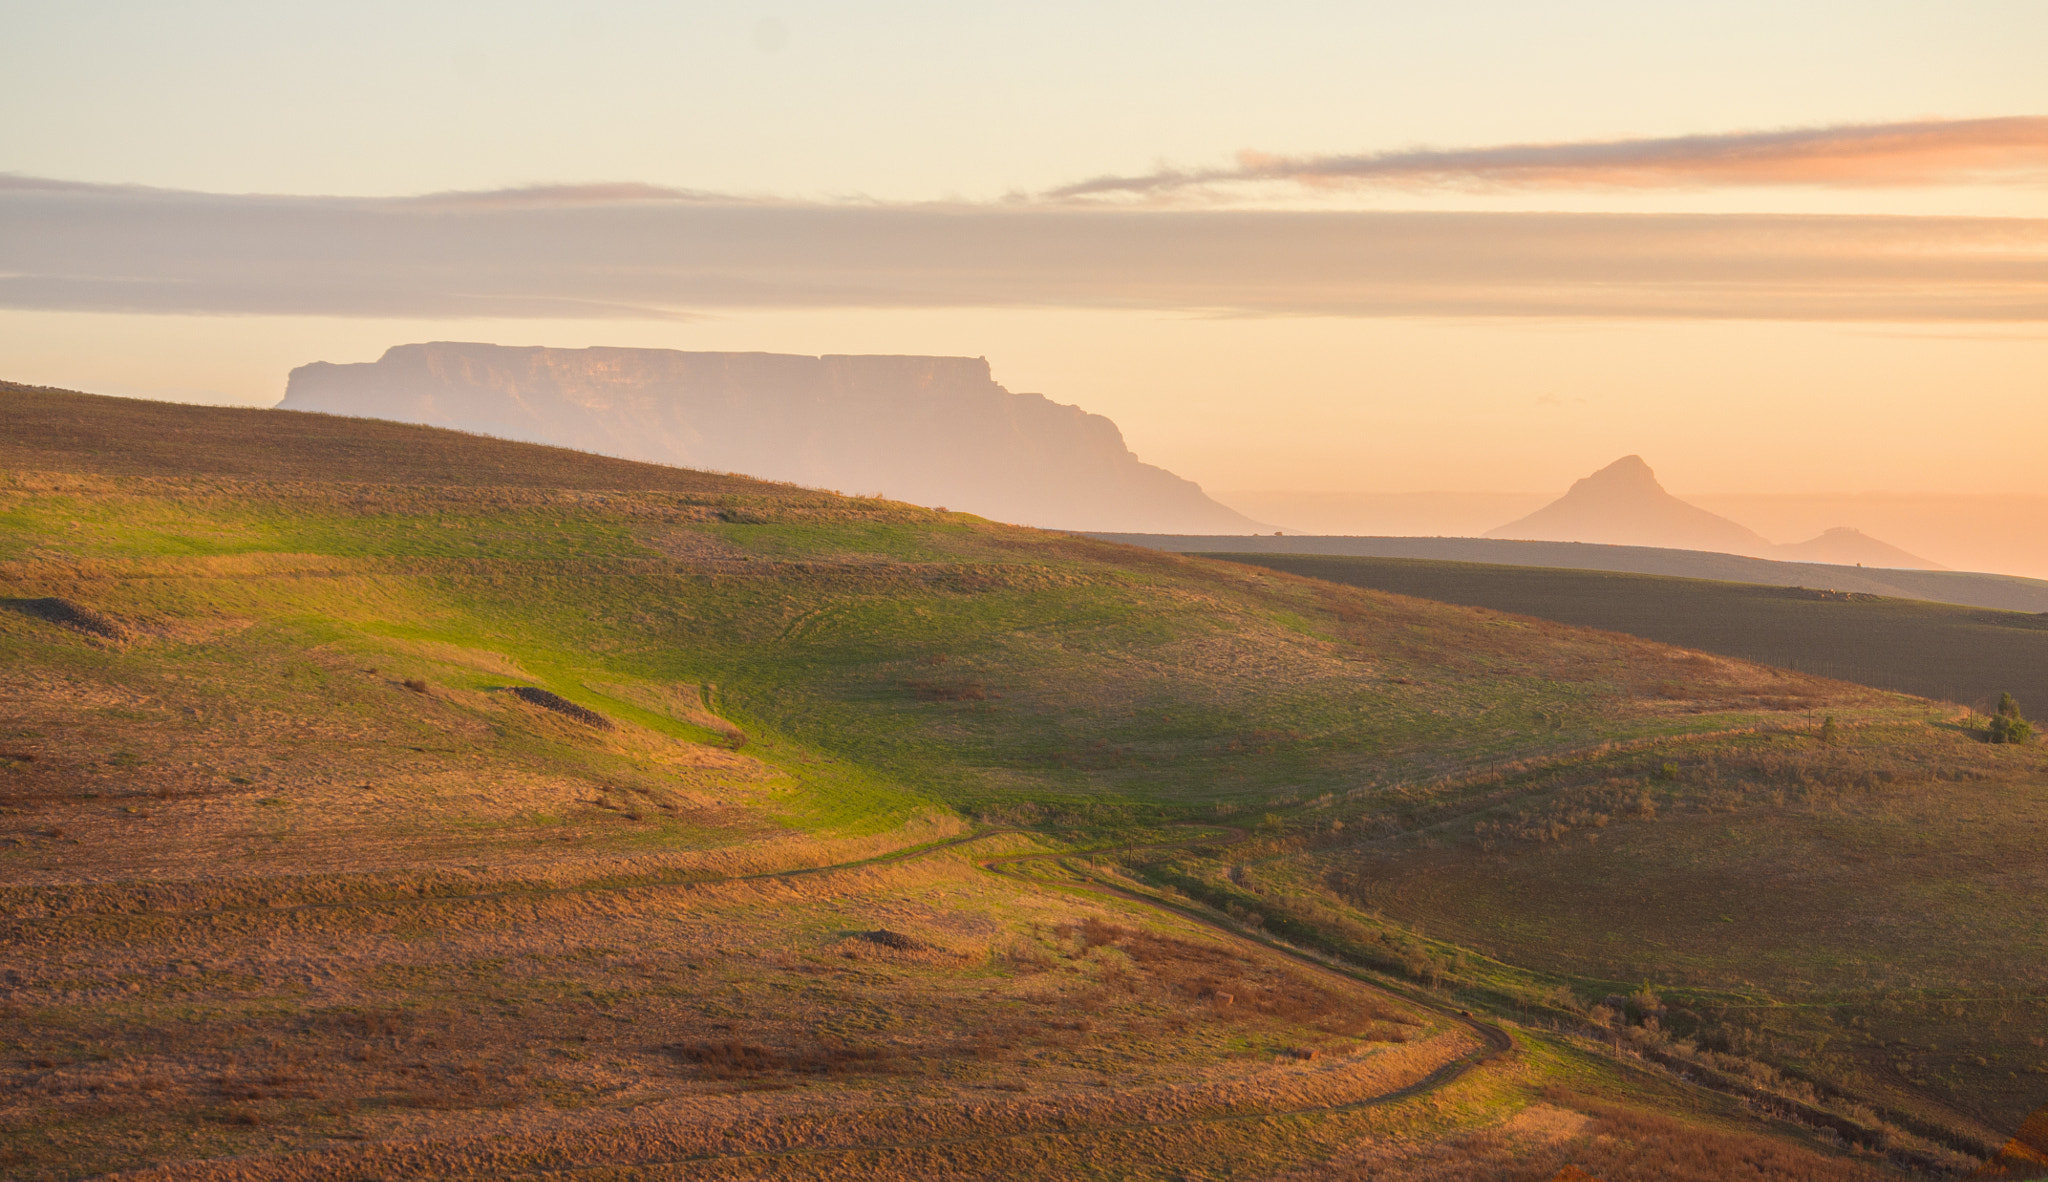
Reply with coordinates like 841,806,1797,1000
280,343,1261,533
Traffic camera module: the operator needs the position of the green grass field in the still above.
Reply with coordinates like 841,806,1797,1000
3,383,2043,1180
1207,551,2048,715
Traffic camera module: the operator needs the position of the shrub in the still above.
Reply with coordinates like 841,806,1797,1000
1989,714,2034,745
1987,693,2032,743
1818,716,1840,746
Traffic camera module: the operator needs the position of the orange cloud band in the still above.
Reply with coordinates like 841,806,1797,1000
1049,117,2048,198
3,179,2045,321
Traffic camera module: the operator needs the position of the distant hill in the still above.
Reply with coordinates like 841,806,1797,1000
1082,533,2048,614
1695,491,2048,581
278,343,1261,534
1778,526,1941,569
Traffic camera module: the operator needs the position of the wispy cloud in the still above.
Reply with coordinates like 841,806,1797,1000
1046,117,2048,200
393,182,727,211
2,178,2044,321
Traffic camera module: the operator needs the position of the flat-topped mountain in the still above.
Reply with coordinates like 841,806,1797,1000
279,343,1260,533
1487,455,1774,554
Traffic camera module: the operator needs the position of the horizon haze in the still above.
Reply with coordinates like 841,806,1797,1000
3,2,2045,530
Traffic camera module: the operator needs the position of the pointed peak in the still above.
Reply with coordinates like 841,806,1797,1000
1583,455,1661,488
1487,454,1773,554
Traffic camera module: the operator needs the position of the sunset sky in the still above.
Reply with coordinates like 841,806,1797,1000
3,1,2045,511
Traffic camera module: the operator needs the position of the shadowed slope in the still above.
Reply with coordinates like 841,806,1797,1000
1087,533,2048,614
1197,552,2048,711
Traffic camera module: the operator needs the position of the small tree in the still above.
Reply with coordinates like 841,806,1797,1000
1989,693,2033,744
1818,715,1840,746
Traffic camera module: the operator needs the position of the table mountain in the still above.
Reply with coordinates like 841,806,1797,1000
279,343,1261,533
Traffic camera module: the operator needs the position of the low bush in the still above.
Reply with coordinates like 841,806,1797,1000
510,686,614,729
13,596,126,640
1989,692,2033,743
1989,714,2034,744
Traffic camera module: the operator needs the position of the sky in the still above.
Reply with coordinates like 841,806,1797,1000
2,0,2046,506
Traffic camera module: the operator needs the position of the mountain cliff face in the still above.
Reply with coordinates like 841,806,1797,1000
1487,455,1774,554
279,343,1261,533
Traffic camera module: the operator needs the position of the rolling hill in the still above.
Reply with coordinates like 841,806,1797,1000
3,381,2042,1180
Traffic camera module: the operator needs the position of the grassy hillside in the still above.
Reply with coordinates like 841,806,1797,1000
1208,552,2048,714
2,384,2041,1180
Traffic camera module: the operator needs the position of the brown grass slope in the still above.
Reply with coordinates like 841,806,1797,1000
0,383,2018,1180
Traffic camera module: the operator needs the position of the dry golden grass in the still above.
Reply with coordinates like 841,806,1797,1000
1,838,1492,1181
1285,1089,1895,1181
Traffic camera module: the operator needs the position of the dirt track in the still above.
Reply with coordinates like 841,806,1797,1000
977,826,1517,1094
